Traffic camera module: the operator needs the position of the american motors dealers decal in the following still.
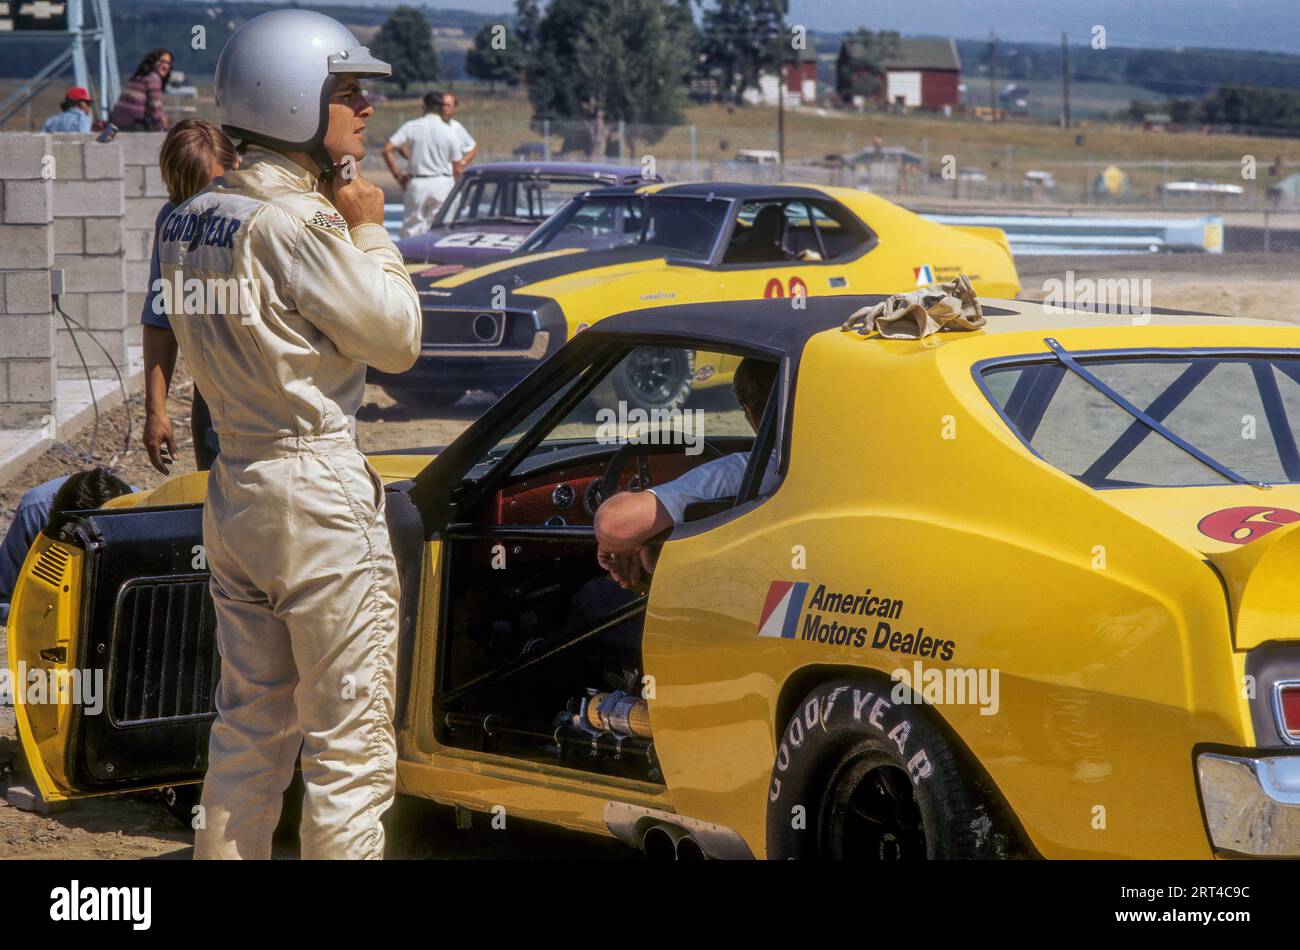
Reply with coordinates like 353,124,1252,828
758,580,956,660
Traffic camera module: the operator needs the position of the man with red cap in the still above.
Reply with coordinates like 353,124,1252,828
42,87,94,133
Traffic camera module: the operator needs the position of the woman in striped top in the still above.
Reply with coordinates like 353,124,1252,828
109,48,174,132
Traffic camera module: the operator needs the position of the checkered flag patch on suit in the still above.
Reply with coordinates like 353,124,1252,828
309,210,349,233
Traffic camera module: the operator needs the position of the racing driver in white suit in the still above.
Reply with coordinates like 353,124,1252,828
157,10,422,859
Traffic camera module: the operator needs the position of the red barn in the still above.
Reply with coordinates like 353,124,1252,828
838,36,961,112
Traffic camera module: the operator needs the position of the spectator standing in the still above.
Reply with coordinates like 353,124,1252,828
383,90,477,237
110,48,173,132
143,119,239,474
41,86,94,134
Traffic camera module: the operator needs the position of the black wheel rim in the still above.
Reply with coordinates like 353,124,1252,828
821,756,927,860
624,348,681,404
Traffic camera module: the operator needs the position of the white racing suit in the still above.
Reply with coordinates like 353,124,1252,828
156,148,421,858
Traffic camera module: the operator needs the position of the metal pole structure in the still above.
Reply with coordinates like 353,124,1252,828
0,0,120,126
1061,32,1071,130
775,24,785,167
689,123,697,177
97,0,122,119
70,0,89,90
988,31,996,121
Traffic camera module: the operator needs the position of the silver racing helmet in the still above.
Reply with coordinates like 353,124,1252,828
214,9,390,180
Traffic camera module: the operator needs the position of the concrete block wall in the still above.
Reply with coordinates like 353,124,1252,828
49,133,128,380
0,133,57,428
121,133,168,349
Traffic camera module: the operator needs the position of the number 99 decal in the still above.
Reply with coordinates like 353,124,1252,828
764,276,809,299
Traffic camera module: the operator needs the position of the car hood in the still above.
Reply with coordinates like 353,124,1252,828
399,222,537,266
418,245,671,301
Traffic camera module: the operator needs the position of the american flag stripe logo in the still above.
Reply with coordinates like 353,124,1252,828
757,581,809,639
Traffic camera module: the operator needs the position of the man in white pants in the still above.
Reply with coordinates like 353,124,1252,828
383,90,477,238
160,10,421,859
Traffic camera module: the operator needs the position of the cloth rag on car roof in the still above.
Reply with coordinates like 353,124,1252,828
841,274,986,340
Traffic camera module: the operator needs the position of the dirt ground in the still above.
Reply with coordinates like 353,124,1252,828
1,252,1297,859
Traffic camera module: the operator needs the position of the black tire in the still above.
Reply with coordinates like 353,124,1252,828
161,773,305,838
383,385,465,411
766,677,1018,859
161,784,202,830
589,347,694,414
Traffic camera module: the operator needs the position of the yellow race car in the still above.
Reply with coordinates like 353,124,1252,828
11,294,1300,859
372,182,1020,411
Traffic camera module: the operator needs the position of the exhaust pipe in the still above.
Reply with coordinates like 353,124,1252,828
606,801,755,860
641,822,705,860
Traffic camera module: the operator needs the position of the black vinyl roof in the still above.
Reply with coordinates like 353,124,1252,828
595,181,833,201
591,294,879,355
589,294,1024,357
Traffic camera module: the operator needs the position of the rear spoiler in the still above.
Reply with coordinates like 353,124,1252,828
947,225,1012,258
1206,520,1300,650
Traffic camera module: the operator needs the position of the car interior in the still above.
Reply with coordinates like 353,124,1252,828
722,197,873,265
431,343,783,783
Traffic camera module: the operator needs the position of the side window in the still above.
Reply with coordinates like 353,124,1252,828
724,200,793,265
486,346,784,521
806,199,872,260
783,201,823,260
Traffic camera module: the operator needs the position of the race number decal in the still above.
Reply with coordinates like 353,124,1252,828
1197,506,1300,545
764,276,810,299
434,231,525,250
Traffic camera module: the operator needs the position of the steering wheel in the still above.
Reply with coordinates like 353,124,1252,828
598,440,725,508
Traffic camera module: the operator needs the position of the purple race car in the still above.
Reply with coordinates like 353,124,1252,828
397,162,657,275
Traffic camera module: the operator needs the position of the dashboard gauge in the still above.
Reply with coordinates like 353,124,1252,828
583,479,604,514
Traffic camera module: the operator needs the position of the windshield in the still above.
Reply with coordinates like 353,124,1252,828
514,193,731,259
481,347,761,468
982,353,1300,488
437,175,608,226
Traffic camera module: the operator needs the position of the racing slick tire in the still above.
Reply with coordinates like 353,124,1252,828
588,347,694,415
765,678,1020,860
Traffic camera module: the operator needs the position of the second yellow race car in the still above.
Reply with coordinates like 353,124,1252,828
372,182,1019,410
10,294,1300,859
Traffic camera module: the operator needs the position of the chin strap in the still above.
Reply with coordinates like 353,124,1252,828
311,144,340,184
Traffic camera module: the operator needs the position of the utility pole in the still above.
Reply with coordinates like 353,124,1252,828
988,30,997,121
776,23,785,167
1061,32,1071,129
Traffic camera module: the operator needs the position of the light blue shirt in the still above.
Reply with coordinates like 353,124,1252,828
649,451,780,523
41,109,92,134
0,476,69,624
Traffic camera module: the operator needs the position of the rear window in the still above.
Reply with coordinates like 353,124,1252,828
981,353,1300,488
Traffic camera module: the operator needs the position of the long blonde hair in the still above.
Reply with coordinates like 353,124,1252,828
158,118,237,204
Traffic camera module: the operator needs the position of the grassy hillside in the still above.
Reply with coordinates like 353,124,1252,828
8,82,1298,200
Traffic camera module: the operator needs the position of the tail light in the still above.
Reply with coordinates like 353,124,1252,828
1276,682,1300,743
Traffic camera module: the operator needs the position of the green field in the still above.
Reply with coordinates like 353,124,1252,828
8,81,1299,199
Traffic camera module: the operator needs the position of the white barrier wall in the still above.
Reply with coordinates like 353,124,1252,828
0,133,57,428
49,132,128,380
0,130,166,432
